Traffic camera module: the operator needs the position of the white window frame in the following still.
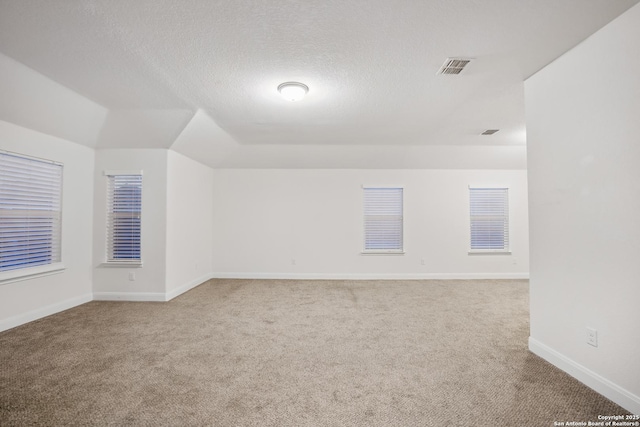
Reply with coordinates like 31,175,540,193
468,187,510,254
362,186,404,254
0,150,65,285
103,170,143,267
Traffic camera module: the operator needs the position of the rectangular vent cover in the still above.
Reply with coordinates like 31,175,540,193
481,129,500,135
437,58,472,75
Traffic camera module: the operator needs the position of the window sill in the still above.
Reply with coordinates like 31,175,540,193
0,263,66,286
361,251,405,255
468,250,512,255
100,261,143,268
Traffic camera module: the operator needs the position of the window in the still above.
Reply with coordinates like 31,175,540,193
0,151,63,276
469,187,509,253
363,187,403,253
105,172,142,265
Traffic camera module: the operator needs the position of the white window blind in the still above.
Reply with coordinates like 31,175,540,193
469,187,509,252
106,174,142,264
0,151,62,272
363,187,403,252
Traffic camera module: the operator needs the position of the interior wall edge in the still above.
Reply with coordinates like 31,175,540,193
529,337,640,414
165,273,215,301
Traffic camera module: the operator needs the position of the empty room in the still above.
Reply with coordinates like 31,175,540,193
1,1,639,425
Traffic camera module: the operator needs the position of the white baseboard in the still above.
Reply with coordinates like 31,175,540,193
529,337,640,415
93,273,213,302
211,272,529,280
165,273,213,301
0,293,93,333
92,292,166,302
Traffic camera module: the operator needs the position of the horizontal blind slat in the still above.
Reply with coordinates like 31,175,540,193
0,152,62,272
469,188,509,251
363,187,403,251
105,174,142,262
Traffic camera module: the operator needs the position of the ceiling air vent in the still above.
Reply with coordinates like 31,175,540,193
437,57,472,75
481,129,500,135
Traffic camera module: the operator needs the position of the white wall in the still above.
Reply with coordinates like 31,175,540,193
92,149,214,301
211,169,529,279
93,149,168,300
525,3,640,413
0,120,94,331
0,52,107,148
165,150,214,298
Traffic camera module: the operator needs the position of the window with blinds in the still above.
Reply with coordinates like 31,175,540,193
106,173,142,264
363,187,403,253
469,187,509,252
0,151,63,273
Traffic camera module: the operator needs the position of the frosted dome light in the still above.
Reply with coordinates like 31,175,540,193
277,82,309,101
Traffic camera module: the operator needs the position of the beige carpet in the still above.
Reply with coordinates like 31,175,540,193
0,279,629,426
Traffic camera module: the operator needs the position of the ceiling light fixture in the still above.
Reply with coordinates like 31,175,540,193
278,82,309,101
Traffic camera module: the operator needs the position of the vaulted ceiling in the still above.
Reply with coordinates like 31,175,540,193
1,0,638,168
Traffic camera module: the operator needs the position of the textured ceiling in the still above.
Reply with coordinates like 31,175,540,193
0,0,638,167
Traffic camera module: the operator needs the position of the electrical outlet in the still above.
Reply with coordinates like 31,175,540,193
128,272,135,281
586,327,598,347
420,259,426,266
291,259,296,266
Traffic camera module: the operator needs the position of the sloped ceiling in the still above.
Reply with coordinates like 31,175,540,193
0,0,638,168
